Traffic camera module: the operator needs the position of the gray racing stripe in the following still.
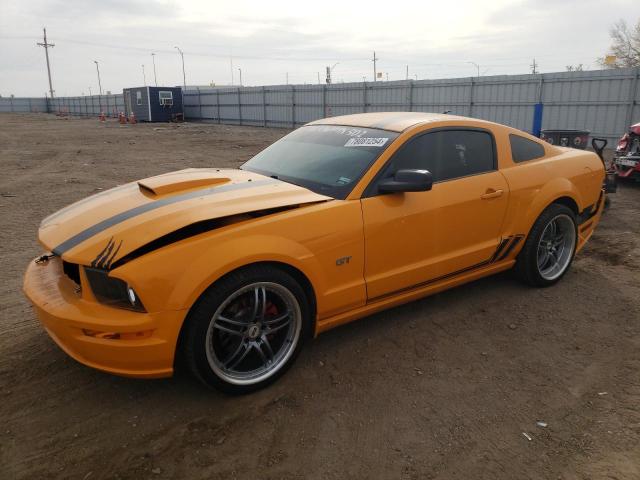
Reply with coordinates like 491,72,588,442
52,178,279,255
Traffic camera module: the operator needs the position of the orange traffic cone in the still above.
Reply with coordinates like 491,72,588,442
99,112,106,122
129,112,137,124
118,112,126,125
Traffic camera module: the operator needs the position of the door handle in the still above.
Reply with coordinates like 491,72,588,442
481,189,504,200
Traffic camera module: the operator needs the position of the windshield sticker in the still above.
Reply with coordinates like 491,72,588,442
344,137,389,147
312,126,368,137
336,176,351,185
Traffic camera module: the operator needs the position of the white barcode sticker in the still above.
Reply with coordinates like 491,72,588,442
344,137,389,147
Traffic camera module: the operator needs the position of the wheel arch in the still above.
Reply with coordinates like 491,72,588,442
175,260,318,367
514,178,584,241
550,195,579,217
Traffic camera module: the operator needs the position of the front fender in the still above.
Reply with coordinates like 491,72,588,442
112,200,366,320
170,234,323,313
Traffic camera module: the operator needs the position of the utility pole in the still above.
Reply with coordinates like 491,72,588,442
386,72,389,81
406,65,409,80
530,58,539,74
286,72,289,84
142,64,146,86
37,27,55,98
151,53,158,86
93,60,103,95
372,51,378,81
174,46,186,91
317,72,320,84
326,62,339,84
238,68,242,86
88,86,92,96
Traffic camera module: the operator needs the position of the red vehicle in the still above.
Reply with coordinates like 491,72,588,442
615,122,640,181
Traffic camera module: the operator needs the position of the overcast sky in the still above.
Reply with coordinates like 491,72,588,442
0,0,633,97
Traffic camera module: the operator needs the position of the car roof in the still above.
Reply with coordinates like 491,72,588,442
307,111,496,133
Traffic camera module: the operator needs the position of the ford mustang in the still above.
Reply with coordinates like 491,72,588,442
23,112,606,393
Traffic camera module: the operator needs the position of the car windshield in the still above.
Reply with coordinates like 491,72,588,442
241,125,399,199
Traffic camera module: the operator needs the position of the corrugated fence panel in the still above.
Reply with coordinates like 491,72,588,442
541,69,638,142
366,81,410,112
46,95,124,117
294,85,324,125
326,83,366,117
265,86,293,127
412,79,471,116
0,97,48,113
4,68,638,144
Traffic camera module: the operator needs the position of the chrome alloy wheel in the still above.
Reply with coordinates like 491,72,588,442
205,282,301,386
536,214,576,281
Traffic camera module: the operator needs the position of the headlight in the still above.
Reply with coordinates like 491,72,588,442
84,267,146,312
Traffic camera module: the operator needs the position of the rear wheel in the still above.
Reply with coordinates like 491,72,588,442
515,204,577,287
182,266,311,394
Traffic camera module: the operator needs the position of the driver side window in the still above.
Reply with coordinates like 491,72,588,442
380,129,495,184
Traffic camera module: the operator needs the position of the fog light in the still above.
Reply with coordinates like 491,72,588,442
127,286,137,306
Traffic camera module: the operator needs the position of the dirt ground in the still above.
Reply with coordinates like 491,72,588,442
1,113,639,480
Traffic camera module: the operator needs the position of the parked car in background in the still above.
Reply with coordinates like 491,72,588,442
24,112,606,393
615,121,640,181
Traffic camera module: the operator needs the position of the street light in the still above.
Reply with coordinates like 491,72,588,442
151,53,158,86
174,46,186,91
93,60,102,95
238,67,242,86
467,61,480,78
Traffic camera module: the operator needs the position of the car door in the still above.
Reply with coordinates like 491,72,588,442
360,128,509,300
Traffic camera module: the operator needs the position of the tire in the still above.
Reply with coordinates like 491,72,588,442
515,203,577,287
181,265,312,394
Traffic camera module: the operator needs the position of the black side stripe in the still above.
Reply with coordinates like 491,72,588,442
52,178,279,255
496,235,524,262
491,237,512,262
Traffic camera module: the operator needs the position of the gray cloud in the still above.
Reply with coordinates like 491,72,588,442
0,0,635,96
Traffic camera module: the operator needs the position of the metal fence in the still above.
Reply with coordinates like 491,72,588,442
3,68,639,146
183,67,640,145
0,97,48,113
47,95,126,117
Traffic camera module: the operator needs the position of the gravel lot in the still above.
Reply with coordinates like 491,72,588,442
1,113,639,480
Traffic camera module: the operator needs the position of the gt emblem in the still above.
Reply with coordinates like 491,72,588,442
336,256,352,266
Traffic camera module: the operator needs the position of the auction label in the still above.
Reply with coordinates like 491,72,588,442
344,137,389,147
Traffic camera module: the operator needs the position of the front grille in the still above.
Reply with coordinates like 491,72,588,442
62,261,81,286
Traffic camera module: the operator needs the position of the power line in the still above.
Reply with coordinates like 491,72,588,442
36,27,55,98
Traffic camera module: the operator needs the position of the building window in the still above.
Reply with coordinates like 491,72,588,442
159,91,173,106
136,91,142,105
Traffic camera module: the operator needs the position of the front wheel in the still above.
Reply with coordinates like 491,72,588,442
515,204,577,287
181,266,312,394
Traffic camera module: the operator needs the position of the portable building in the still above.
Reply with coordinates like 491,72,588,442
123,86,183,122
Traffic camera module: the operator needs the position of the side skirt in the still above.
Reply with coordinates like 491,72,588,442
315,259,516,335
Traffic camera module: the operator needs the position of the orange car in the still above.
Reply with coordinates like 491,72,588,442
23,112,605,393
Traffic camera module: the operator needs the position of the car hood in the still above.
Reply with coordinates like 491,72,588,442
39,168,330,267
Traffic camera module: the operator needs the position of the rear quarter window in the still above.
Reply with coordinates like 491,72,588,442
510,134,546,163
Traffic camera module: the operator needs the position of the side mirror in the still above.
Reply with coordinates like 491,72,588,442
378,169,433,193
